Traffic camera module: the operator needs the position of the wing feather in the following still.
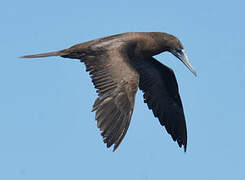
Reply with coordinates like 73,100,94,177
133,57,187,151
80,48,139,151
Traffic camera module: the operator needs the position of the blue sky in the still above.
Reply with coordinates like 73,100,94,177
1,0,245,179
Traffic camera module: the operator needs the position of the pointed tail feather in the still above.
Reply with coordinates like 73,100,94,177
20,50,67,58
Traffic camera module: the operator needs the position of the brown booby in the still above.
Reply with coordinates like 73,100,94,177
22,32,196,152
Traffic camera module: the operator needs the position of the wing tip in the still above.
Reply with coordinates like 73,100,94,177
176,136,187,152
184,144,187,152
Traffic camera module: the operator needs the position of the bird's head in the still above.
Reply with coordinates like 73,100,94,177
154,32,197,76
166,34,197,76
169,39,196,76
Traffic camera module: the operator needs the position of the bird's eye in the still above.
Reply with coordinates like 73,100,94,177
176,48,182,54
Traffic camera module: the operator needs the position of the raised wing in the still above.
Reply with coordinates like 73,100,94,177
133,57,187,151
80,48,139,151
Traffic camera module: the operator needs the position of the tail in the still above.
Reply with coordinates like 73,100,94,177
20,50,68,58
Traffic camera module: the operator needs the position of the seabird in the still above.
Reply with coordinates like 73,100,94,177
22,32,196,151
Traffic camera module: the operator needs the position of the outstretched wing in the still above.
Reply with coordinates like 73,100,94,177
79,48,139,151
133,57,187,151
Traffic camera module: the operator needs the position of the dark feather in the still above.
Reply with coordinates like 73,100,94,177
132,57,187,151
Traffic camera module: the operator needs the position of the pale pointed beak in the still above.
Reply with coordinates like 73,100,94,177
171,49,197,76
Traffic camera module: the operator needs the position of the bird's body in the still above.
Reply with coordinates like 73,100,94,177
22,32,196,151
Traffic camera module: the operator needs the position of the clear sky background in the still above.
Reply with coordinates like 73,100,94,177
1,0,245,179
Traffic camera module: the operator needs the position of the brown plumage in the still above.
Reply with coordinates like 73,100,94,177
21,32,196,152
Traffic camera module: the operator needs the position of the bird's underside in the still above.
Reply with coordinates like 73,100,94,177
22,32,190,152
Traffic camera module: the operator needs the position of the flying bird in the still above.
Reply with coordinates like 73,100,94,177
22,32,196,152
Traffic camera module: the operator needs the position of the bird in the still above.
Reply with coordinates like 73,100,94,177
21,32,196,152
